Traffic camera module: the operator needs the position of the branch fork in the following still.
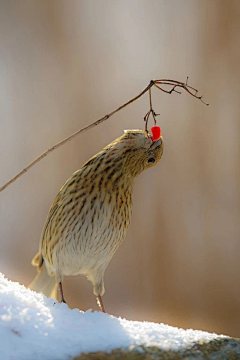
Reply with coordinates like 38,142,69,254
0,78,208,193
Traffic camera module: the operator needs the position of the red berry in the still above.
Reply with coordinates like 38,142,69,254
151,125,161,141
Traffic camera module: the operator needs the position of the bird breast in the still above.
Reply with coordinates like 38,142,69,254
42,178,133,276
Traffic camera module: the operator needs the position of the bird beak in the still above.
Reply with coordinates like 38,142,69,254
150,137,162,149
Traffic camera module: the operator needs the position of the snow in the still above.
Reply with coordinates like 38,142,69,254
0,274,226,360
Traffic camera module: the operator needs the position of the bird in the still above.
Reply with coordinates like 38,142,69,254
29,128,164,312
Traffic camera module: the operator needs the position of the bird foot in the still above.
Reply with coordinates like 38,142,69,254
97,295,106,313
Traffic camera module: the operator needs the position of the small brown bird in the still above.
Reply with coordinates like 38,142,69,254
29,129,164,312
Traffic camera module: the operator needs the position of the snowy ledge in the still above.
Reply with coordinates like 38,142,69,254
0,274,239,360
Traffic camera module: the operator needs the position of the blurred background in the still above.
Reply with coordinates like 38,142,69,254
1,0,240,338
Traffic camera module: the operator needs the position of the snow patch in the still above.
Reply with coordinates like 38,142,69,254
0,273,226,360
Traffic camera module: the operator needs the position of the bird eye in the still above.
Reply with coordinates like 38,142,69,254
148,158,155,164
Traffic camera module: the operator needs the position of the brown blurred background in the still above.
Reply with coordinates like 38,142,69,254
1,0,240,338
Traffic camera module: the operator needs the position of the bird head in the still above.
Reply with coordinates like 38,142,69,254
104,129,164,178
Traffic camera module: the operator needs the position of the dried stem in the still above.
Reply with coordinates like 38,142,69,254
144,87,161,133
0,78,208,193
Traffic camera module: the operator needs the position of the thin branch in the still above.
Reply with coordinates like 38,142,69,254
0,78,208,193
144,87,161,132
149,87,152,110
144,109,151,133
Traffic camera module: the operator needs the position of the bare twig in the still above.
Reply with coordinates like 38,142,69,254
0,78,208,193
144,87,161,132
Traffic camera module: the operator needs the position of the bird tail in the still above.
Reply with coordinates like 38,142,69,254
28,252,58,299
